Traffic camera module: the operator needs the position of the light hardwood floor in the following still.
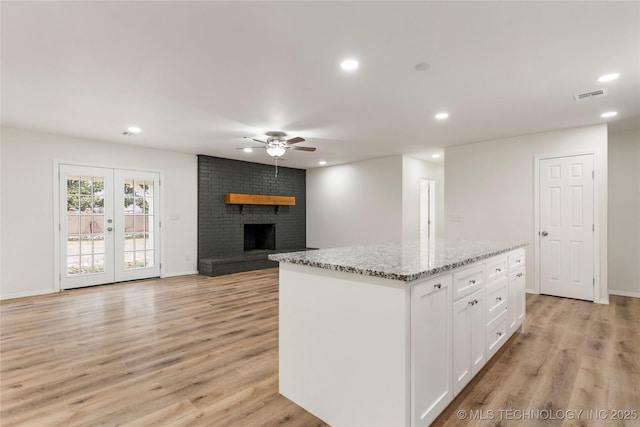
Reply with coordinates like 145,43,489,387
1,269,638,426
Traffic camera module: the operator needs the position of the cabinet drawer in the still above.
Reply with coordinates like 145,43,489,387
485,276,508,324
412,274,452,299
453,265,484,300
508,249,525,271
486,310,508,359
486,256,507,282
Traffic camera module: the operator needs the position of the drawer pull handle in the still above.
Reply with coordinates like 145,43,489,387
469,300,474,306
496,297,502,301
497,332,503,337
517,273,523,278
434,283,442,289
474,299,478,304
469,279,476,285
516,259,521,263
496,268,502,273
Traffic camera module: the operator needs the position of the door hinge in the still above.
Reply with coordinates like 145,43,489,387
592,224,595,232
59,273,62,281
592,170,594,179
593,278,595,287
59,223,61,231
159,221,162,228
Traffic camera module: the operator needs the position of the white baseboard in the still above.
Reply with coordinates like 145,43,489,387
608,290,640,299
161,270,199,278
1,288,57,301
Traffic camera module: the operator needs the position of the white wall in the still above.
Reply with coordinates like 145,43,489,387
608,128,640,297
401,156,444,240
306,156,403,248
445,124,608,303
0,127,198,299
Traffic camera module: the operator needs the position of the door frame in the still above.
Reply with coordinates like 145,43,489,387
53,159,165,292
533,151,601,303
420,178,436,240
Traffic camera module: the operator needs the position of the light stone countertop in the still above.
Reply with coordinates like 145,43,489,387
269,239,528,282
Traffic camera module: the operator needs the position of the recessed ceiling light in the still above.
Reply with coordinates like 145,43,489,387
123,126,141,136
600,111,618,118
432,154,441,159
598,73,620,83
318,160,327,165
340,59,359,71
243,148,253,153
435,112,449,120
414,62,431,71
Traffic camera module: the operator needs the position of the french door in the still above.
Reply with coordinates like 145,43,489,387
539,154,594,301
59,165,160,290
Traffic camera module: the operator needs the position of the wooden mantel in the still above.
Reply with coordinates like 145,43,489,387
225,193,295,214
225,193,296,206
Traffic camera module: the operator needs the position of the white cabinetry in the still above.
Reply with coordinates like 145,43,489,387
508,251,526,335
278,246,527,427
452,287,485,396
411,275,452,427
484,256,509,358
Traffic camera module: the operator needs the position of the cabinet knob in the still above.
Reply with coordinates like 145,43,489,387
496,268,502,273
516,259,522,263
517,273,523,278
434,283,442,289
474,299,479,304
469,279,476,285
497,332,503,337
468,300,475,306
496,297,502,301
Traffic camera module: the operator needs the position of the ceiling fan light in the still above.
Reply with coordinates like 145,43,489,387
266,146,286,157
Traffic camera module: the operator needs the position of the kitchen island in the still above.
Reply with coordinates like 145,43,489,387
269,239,527,427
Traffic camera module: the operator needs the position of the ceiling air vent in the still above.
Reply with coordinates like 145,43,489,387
574,89,607,102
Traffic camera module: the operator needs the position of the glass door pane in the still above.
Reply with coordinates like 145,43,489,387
115,170,160,282
60,165,114,289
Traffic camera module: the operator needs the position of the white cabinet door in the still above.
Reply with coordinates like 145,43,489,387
508,267,526,333
411,275,452,427
470,288,486,377
453,287,485,396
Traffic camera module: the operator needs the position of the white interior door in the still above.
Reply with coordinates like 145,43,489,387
59,165,160,289
539,154,594,301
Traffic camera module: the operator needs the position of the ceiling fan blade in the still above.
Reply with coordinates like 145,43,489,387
286,136,305,145
243,136,268,144
291,146,317,152
235,146,266,150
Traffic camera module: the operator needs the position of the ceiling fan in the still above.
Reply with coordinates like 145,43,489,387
242,131,317,158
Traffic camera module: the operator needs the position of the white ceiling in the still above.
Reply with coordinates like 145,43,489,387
2,1,639,169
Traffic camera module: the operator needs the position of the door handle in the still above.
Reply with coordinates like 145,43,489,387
540,231,548,237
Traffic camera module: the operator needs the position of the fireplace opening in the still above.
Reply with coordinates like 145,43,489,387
244,224,276,251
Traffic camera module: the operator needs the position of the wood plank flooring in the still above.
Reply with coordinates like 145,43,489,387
1,269,638,426
433,292,640,427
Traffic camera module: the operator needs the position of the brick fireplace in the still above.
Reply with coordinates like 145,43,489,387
197,156,307,276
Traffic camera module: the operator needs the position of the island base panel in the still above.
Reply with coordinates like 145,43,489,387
279,263,409,427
